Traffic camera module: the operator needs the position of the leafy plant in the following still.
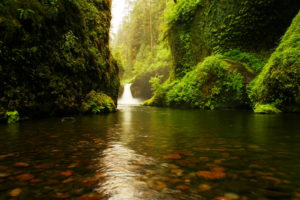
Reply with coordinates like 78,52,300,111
81,90,116,114
249,11,300,112
5,111,20,124
17,8,35,20
254,104,282,114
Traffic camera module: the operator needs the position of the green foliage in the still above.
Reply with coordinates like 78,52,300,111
166,0,300,78
112,0,171,98
254,104,282,114
112,0,169,80
17,8,34,20
165,0,202,26
149,75,163,93
0,0,119,117
249,11,300,112
222,50,267,72
146,56,254,109
81,91,116,114
5,111,20,124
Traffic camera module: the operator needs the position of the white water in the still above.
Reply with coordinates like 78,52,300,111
118,84,140,105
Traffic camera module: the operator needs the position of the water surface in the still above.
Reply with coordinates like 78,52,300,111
0,106,300,200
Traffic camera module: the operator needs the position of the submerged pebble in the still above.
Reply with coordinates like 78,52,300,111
9,188,22,197
224,193,239,199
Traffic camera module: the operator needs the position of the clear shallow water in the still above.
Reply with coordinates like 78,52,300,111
0,106,300,200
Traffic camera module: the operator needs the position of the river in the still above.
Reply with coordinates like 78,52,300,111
0,105,300,200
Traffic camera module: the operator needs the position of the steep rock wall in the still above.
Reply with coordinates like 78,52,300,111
168,0,300,78
0,0,119,118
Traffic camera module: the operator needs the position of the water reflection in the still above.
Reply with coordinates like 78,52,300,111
98,106,155,200
99,142,154,200
0,106,300,200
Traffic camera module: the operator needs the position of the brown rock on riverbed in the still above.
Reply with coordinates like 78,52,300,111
197,170,226,179
16,174,34,181
163,154,181,159
14,162,30,167
8,188,22,197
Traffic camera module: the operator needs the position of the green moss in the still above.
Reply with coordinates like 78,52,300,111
0,0,119,117
165,0,203,26
146,56,256,109
249,11,300,112
166,0,300,78
81,90,116,114
222,50,268,72
5,111,20,124
254,104,282,114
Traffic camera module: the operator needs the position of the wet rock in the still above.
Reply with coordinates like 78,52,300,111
240,196,250,200
16,173,34,181
249,164,263,169
55,193,70,199
260,176,282,184
134,181,146,186
154,181,167,190
0,165,8,170
31,179,42,183
94,172,105,179
60,170,74,177
197,171,226,179
68,163,79,169
8,188,22,197
63,177,75,183
34,163,54,169
61,117,76,122
51,149,62,153
212,167,226,172
171,169,184,176
75,193,103,200
199,157,209,162
49,135,60,138
0,173,10,178
198,184,212,192
174,150,194,156
80,177,98,189
163,154,181,159
46,179,59,185
261,188,292,199
214,196,232,200
221,153,230,157
0,153,14,161
168,178,181,184
168,164,179,169
224,193,239,199
176,185,189,190
93,139,105,144
14,162,30,167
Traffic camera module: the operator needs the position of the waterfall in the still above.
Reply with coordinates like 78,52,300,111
118,83,140,105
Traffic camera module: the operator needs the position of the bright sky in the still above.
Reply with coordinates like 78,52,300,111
111,0,128,35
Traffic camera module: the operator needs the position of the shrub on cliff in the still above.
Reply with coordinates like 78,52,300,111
248,11,300,113
146,56,256,109
81,91,116,114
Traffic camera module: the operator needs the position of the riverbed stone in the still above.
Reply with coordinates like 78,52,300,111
8,188,22,197
224,193,239,199
198,184,212,192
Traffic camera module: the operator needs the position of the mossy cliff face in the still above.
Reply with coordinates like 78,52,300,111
249,11,300,113
0,0,119,117
145,56,256,109
167,0,300,78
